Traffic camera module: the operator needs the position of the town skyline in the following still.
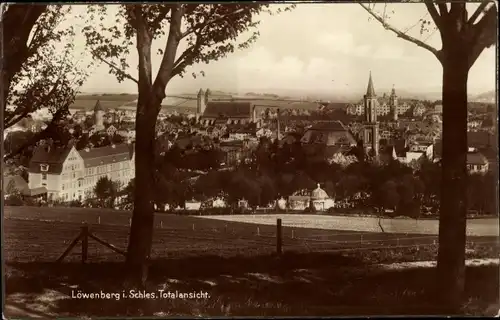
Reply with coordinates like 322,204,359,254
58,4,495,97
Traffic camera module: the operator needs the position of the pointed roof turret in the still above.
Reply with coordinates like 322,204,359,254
391,84,396,96
93,100,103,112
197,88,204,97
365,71,376,98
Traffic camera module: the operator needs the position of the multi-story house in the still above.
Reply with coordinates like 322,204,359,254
408,141,434,159
380,129,394,141
466,148,490,174
396,102,412,116
467,119,483,131
346,104,364,116
412,103,426,117
106,124,117,136
28,141,135,202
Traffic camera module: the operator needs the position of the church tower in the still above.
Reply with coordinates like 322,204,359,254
362,72,379,158
389,85,398,121
196,89,206,123
204,88,211,106
93,100,105,131
364,72,377,123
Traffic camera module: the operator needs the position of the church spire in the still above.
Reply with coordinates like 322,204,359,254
93,100,103,112
366,71,376,98
391,84,396,96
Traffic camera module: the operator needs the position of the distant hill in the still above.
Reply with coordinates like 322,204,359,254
76,93,138,101
72,91,323,112
471,90,495,103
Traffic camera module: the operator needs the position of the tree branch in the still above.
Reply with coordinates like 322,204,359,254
359,2,442,61
4,74,63,128
468,1,490,25
467,3,497,69
180,7,248,39
92,51,139,84
437,3,448,16
135,5,153,96
148,5,172,33
3,101,71,161
152,4,184,102
171,31,204,77
424,1,443,28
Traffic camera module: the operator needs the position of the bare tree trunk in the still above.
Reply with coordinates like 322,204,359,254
436,49,469,310
125,8,157,276
126,101,158,265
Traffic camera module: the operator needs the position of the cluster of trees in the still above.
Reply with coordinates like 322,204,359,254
75,132,126,150
103,136,495,218
163,137,225,171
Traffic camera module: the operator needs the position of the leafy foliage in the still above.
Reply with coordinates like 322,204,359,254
81,4,295,83
4,5,91,125
2,5,92,160
93,176,120,208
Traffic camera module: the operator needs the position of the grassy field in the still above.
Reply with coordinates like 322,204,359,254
4,206,499,317
202,214,499,237
4,206,499,263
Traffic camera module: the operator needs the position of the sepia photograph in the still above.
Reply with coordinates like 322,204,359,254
1,1,499,318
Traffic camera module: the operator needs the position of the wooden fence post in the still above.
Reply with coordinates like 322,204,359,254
98,216,101,225
257,226,260,236
277,218,282,255
81,225,89,264
160,221,163,229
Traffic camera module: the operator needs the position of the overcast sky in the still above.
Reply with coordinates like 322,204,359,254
67,3,496,97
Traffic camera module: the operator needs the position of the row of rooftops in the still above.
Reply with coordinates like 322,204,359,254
29,141,135,175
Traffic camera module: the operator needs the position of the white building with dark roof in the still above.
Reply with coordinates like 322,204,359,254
28,141,135,202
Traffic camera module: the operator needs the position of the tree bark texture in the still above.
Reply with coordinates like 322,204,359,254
125,10,157,269
436,44,469,310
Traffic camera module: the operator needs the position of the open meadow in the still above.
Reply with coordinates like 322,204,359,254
4,206,499,263
4,206,499,317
